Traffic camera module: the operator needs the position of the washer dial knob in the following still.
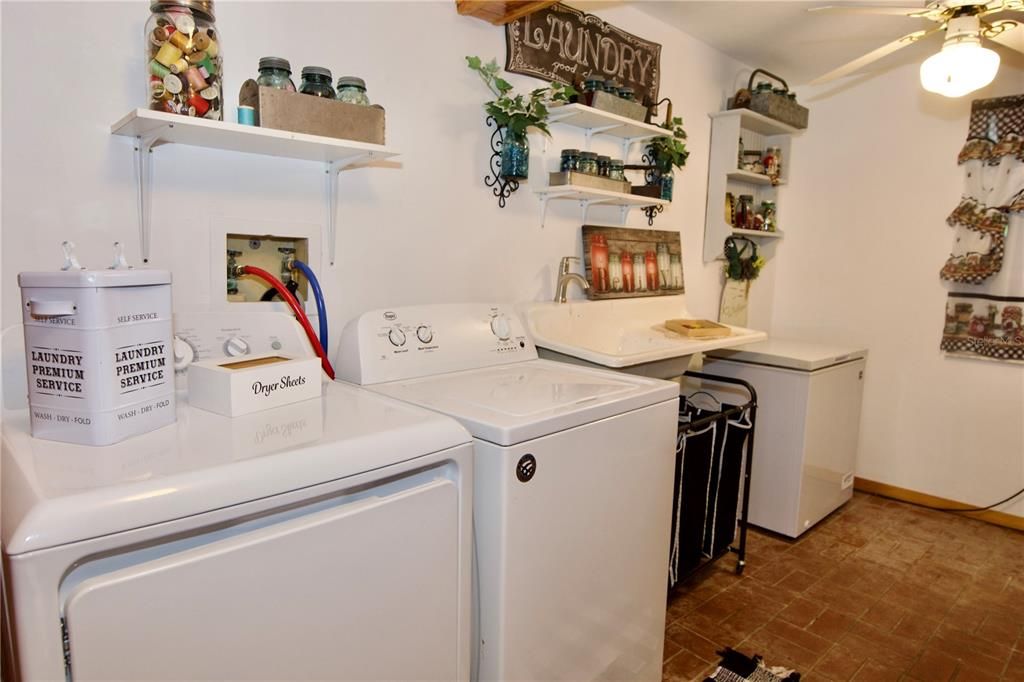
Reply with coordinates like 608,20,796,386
224,336,250,357
490,314,512,341
388,327,407,347
172,336,195,370
416,325,434,344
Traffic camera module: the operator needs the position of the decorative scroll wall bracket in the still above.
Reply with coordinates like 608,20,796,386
484,116,520,208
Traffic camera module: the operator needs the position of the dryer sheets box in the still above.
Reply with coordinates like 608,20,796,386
188,354,321,417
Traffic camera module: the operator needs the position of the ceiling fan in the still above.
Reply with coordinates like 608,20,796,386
808,0,1024,97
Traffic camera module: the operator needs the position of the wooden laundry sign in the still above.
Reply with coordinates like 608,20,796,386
505,3,661,105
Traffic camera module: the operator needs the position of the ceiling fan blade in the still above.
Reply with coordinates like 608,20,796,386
808,5,944,19
808,26,944,85
986,19,1024,55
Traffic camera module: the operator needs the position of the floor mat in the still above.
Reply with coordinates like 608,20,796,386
704,648,801,681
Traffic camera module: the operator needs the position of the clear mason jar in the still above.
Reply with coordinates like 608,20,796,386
146,0,222,119
257,56,295,92
299,66,335,98
336,76,370,105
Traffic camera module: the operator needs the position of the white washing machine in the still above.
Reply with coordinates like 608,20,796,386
337,303,680,682
1,313,474,681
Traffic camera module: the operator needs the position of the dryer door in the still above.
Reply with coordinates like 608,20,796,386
62,474,460,681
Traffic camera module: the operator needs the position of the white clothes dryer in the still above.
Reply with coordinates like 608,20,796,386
1,315,474,682
338,303,680,682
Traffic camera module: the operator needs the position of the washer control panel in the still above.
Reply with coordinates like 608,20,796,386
336,304,537,385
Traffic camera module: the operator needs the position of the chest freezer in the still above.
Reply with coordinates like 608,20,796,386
704,339,867,537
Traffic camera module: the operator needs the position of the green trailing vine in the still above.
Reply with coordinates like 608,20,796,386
647,116,690,174
723,237,765,281
466,56,576,136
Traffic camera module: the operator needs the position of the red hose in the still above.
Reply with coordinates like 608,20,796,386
239,265,336,380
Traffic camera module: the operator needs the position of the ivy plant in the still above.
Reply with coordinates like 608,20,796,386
648,116,690,174
466,56,575,136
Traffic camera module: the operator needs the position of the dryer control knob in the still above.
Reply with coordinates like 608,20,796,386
172,336,195,370
388,327,407,347
416,325,434,344
490,314,512,341
224,336,250,357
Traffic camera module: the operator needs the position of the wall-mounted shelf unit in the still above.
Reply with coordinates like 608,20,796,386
534,185,668,227
703,109,801,262
546,104,668,155
111,108,398,265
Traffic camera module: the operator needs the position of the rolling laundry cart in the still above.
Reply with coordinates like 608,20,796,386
669,371,757,588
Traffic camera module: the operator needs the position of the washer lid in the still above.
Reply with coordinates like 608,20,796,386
2,382,471,555
368,359,679,446
706,338,868,371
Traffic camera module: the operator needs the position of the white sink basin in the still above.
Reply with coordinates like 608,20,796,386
521,296,766,377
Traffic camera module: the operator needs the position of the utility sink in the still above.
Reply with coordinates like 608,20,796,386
521,295,767,378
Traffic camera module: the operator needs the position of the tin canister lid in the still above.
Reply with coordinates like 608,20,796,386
18,269,172,288
150,0,215,19
336,76,366,89
259,56,292,73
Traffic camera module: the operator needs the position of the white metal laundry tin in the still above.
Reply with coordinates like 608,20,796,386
18,269,176,446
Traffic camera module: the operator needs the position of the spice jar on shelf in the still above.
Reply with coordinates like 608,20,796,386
256,56,295,92
735,195,755,230
578,151,599,176
560,149,580,172
761,201,777,232
336,76,370,105
609,159,625,181
146,0,222,119
597,155,611,178
299,66,335,98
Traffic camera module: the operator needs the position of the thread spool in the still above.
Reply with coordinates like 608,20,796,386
154,42,183,68
149,59,171,78
169,58,189,74
192,31,211,52
168,30,192,52
186,50,207,64
184,67,207,91
163,73,184,94
188,93,210,116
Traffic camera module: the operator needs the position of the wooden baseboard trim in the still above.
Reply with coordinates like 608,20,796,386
854,477,1024,532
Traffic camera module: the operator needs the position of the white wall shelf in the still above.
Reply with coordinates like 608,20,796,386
533,184,668,227
110,108,398,265
546,103,667,155
703,109,801,262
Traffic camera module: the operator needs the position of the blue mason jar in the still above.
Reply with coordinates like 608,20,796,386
500,129,529,179
660,172,674,201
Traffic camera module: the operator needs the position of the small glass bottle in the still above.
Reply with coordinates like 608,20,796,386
660,173,674,201
761,201,777,232
299,66,335,98
772,146,783,177
256,56,295,92
737,136,744,169
670,254,683,289
590,234,610,293
656,243,671,290
633,253,646,292
736,195,755,229
763,148,777,177
336,76,370,105
609,159,625,181
578,151,599,175
597,155,611,178
609,252,623,292
560,149,580,173
621,251,634,293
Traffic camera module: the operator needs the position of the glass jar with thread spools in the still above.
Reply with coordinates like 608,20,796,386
146,0,222,119
256,56,295,92
336,76,370,105
299,66,335,98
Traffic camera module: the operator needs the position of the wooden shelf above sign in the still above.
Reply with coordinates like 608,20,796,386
455,0,558,25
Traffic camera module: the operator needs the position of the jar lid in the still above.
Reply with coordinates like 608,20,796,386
597,155,610,162
739,194,754,200
259,56,291,73
619,86,634,94
151,0,214,19
336,76,367,89
579,151,598,159
755,81,772,90
561,149,580,155
610,159,624,165
584,73,603,81
301,66,332,80
604,79,620,88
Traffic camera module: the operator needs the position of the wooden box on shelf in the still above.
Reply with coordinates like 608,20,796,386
581,91,648,123
549,171,629,194
238,80,385,144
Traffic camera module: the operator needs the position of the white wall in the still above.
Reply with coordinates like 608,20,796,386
773,61,1024,516
1,1,749,345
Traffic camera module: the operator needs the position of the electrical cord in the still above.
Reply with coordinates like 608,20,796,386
893,486,1024,514
239,265,335,379
289,259,328,352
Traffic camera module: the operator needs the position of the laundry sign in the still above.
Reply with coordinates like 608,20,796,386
505,3,661,105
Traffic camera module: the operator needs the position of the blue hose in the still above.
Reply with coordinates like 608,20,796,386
290,260,328,352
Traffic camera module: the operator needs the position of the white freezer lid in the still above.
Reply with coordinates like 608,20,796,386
365,359,679,446
2,382,470,555
705,338,868,372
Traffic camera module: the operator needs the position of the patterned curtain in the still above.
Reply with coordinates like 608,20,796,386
940,95,1024,362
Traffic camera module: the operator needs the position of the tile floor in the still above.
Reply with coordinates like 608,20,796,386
663,492,1024,682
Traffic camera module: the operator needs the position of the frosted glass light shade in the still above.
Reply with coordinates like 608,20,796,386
920,41,1000,98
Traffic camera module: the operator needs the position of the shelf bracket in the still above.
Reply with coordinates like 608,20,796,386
325,153,372,267
580,197,614,224
131,127,172,264
583,125,620,151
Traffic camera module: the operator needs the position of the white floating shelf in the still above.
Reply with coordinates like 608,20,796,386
727,169,785,187
533,184,668,227
111,108,397,163
546,103,668,150
709,109,800,136
732,228,783,239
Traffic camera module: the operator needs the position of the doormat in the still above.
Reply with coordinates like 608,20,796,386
704,648,801,681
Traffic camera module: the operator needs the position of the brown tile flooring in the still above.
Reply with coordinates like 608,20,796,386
662,492,1024,682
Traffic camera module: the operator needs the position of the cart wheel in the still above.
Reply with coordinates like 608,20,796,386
735,560,745,575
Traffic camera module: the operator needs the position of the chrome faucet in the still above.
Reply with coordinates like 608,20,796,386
554,256,591,303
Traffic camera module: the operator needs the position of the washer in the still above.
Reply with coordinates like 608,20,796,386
338,303,680,682
2,314,474,682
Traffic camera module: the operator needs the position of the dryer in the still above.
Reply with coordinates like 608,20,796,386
338,303,680,682
1,315,474,681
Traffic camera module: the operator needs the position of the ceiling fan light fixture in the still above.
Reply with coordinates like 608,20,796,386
919,38,1000,97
